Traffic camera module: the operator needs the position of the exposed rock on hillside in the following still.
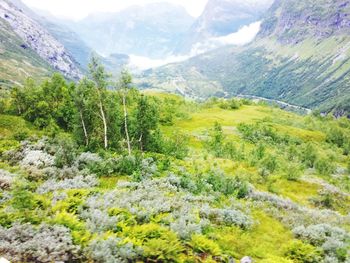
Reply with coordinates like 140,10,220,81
0,0,82,79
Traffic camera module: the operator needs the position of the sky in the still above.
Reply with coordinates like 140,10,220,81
22,0,209,20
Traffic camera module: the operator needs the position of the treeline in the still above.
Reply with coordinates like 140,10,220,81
6,58,188,158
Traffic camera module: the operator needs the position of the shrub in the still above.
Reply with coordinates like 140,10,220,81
206,122,225,157
315,157,336,176
37,175,98,194
260,154,278,173
293,224,350,261
11,185,35,211
219,99,241,110
0,223,82,263
20,150,55,168
284,163,303,181
54,135,78,168
200,207,253,229
13,130,29,141
189,234,222,256
326,127,346,148
126,224,184,261
301,143,318,168
75,152,102,170
0,169,16,190
87,237,141,263
285,240,323,263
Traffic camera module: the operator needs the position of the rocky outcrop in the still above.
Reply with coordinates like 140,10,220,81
0,0,82,80
259,0,350,44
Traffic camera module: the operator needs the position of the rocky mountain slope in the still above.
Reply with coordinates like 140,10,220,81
139,0,350,114
0,0,82,81
34,17,93,70
69,3,194,59
0,16,50,88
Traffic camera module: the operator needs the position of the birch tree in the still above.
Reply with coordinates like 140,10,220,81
118,69,132,155
88,57,109,149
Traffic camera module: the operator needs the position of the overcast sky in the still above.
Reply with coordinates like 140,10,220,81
22,0,209,20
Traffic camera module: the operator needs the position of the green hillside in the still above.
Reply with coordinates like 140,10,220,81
0,70,349,262
138,0,350,114
0,18,51,89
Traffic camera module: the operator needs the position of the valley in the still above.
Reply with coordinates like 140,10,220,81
0,0,350,262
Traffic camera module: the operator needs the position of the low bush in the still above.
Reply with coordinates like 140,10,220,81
189,234,222,256
37,175,98,194
315,157,336,176
125,223,185,261
0,223,82,262
293,224,350,261
87,236,141,263
284,240,323,263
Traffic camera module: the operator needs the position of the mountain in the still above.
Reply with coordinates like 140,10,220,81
175,0,273,54
0,0,82,84
70,2,194,59
33,16,94,70
0,15,51,88
139,0,350,114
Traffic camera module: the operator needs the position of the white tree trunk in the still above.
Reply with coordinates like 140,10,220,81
99,100,108,149
79,111,89,146
123,94,131,155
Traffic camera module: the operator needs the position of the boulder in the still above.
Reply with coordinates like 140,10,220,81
240,256,253,263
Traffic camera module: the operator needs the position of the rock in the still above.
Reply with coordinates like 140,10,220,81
0,0,82,80
240,256,253,263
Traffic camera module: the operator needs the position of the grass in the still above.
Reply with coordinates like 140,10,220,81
1,93,349,262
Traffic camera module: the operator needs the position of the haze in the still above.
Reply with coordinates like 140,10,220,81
22,0,209,20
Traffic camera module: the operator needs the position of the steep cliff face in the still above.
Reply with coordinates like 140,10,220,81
258,0,350,43
0,0,82,80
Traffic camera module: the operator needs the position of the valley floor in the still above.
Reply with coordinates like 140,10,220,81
0,94,349,262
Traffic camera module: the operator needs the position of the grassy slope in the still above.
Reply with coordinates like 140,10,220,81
0,93,349,261
140,35,350,113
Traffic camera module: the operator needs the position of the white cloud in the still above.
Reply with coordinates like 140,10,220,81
22,0,208,20
189,21,261,56
215,21,261,45
128,54,190,70
128,21,261,70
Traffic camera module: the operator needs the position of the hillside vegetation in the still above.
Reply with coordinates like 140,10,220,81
138,0,350,115
0,59,349,262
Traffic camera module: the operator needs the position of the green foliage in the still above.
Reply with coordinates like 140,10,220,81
238,122,296,145
11,185,35,211
134,94,159,151
315,156,336,176
285,240,323,263
207,122,225,157
54,135,78,168
219,98,242,110
125,224,184,261
260,154,278,174
189,234,222,256
284,163,303,181
301,143,318,168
